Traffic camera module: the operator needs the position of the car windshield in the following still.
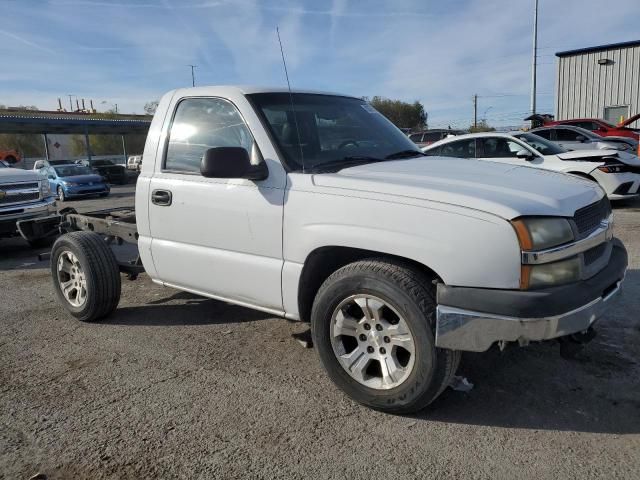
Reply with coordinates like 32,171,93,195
247,93,423,172
54,165,94,177
514,132,567,155
93,160,113,166
0,162,7,168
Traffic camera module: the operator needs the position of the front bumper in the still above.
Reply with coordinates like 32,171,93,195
0,197,57,235
435,240,627,352
64,184,110,197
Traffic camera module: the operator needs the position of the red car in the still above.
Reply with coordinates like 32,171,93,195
544,114,640,141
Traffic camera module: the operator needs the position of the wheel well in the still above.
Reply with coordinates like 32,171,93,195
297,246,440,323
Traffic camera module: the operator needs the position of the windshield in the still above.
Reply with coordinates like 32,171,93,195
514,132,567,155
54,165,94,177
0,162,7,168
93,160,114,166
247,93,422,172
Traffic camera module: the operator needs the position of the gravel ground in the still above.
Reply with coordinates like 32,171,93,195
1,186,639,479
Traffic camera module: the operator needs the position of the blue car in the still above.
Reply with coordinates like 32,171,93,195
39,164,110,202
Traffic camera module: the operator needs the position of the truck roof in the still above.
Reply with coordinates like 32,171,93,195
169,85,358,99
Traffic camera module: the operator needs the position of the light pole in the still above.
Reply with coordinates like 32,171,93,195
67,94,76,111
530,0,539,122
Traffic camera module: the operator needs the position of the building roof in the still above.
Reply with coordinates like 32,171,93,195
556,40,640,57
0,111,151,135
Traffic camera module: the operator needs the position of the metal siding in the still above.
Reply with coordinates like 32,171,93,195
555,45,640,125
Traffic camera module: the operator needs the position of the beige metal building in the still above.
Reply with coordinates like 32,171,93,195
555,40,640,127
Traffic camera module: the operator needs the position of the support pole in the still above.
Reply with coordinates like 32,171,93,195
42,133,50,161
473,94,478,129
121,135,127,164
530,0,539,122
84,128,92,163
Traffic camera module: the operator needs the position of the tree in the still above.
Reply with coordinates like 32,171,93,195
469,120,495,133
70,134,147,157
367,96,427,131
0,134,44,157
144,100,159,115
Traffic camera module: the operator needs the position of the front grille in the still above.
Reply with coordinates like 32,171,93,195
1,182,39,191
573,198,611,238
584,243,607,266
0,192,39,204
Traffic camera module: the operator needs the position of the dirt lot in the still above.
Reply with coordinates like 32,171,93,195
1,185,639,479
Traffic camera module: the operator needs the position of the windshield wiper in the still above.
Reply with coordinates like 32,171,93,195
310,156,385,173
384,149,425,159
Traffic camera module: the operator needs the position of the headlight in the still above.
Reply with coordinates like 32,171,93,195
597,164,625,173
511,217,574,251
522,256,581,289
39,180,51,196
63,181,78,186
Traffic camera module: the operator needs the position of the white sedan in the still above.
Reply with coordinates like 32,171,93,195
422,132,640,200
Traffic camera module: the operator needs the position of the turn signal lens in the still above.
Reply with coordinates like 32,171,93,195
597,164,625,173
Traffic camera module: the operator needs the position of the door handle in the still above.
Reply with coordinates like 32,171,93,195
151,189,172,206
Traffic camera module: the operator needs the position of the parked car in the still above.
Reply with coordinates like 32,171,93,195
32,159,72,170
127,155,142,171
543,115,639,141
423,132,640,199
409,129,467,148
0,160,56,247
531,125,638,152
86,159,127,184
23,86,627,414
38,164,110,201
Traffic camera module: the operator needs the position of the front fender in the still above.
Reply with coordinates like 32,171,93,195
283,188,521,296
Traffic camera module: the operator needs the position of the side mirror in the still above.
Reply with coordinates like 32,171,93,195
516,149,534,160
200,147,268,180
576,135,587,143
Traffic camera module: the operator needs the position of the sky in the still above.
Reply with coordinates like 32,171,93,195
1,0,639,128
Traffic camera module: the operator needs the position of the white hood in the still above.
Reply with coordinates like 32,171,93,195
0,168,43,183
313,157,603,220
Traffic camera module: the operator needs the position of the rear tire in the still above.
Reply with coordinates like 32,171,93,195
50,231,121,322
311,259,460,414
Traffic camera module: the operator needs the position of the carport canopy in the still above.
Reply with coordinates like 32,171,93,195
0,112,150,135
0,111,151,162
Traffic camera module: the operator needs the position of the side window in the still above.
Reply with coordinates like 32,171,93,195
424,146,442,156
165,97,254,173
422,132,442,143
533,129,552,140
409,133,423,142
480,138,524,158
555,128,580,141
440,139,476,158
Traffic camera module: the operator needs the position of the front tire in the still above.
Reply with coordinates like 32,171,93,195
51,231,121,322
57,186,66,202
311,259,460,414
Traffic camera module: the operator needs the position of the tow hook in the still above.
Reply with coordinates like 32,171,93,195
559,327,597,359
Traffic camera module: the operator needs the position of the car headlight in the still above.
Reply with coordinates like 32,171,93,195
522,256,581,289
40,180,51,196
63,181,78,186
597,164,625,173
511,217,574,251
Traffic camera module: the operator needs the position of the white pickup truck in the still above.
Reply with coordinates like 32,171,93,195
36,86,627,413
0,162,56,246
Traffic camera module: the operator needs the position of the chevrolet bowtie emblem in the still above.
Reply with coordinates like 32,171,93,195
0,190,5,200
